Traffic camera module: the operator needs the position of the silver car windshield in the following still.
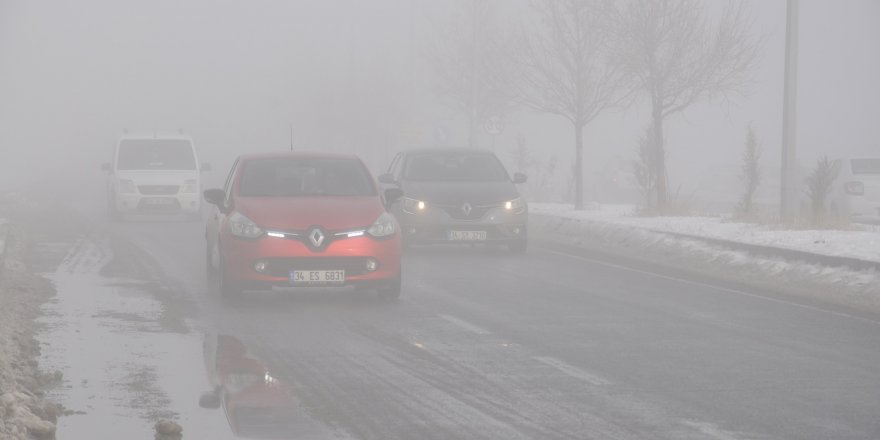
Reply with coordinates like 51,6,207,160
404,153,510,182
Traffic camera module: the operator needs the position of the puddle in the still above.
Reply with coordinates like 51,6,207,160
35,238,233,439
199,333,350,440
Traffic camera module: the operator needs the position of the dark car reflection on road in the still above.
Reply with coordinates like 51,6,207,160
200,334,298,439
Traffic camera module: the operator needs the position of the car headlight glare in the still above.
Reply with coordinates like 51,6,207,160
368,212,397,238
402,197,427,214
504,197,526,214
229,212,263,238
118,179,136,194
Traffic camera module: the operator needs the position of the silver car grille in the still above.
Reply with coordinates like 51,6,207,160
438,204,494,221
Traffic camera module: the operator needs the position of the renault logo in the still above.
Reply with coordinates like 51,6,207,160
461,202,472,216
308,228,326,248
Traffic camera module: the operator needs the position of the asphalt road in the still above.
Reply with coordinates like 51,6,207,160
112,218,880,440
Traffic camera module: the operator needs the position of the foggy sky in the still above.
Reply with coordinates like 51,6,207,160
1,0,878,208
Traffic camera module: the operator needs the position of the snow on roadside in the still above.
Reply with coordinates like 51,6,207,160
529,203,880,314
531,203,880,264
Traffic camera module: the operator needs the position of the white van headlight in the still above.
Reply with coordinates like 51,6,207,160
117,179,136,194
182,179,198,193
229,212,263,238
368,212,397,238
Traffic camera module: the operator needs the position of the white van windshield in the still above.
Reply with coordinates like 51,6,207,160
851,159,880,175
117,139,196,170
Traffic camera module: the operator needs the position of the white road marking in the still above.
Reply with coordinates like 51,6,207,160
537,248,880,328
682,421,744,440
439,314,492,335
532,356,612,386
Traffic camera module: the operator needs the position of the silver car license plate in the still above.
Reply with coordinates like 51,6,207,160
447,230,487,241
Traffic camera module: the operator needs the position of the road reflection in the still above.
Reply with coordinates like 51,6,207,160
200,334,299,439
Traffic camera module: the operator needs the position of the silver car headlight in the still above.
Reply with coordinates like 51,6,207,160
503,197,526,214
402,197,427,214
229,212,263,238
368,212,397,238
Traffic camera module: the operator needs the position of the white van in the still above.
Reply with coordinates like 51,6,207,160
102,132,209,220
830,157,880,221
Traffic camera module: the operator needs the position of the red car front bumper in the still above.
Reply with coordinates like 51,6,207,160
220,231,401,290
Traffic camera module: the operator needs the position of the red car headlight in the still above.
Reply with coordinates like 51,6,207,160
229,212,264,238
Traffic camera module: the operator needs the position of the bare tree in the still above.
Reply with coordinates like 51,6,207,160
515,0,628,210
633,124,660,212
611,0,760,213
428,0,518,148
736,124,762,219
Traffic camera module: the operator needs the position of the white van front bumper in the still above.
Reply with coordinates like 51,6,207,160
114,193,201,214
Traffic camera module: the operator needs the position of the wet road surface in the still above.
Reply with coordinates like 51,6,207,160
41,218,880,439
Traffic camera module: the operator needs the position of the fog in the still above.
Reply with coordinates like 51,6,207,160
0,0,878,208
3,2,880,439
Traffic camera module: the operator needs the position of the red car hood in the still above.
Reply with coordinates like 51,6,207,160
234,196,383,231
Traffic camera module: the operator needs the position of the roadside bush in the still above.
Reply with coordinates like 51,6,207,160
805,156,840,227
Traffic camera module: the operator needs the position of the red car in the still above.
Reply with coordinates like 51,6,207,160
199,334,298,438
204,152,403,300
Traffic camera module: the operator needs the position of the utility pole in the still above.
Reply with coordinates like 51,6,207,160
468,0,479,148
781,0,799,224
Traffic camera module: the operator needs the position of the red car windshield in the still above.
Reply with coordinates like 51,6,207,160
238,158,376,197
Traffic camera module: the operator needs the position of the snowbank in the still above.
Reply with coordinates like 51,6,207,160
530,203,880,313
532,203,880,265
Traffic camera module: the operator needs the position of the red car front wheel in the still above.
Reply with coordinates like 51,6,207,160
377,272,402,301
